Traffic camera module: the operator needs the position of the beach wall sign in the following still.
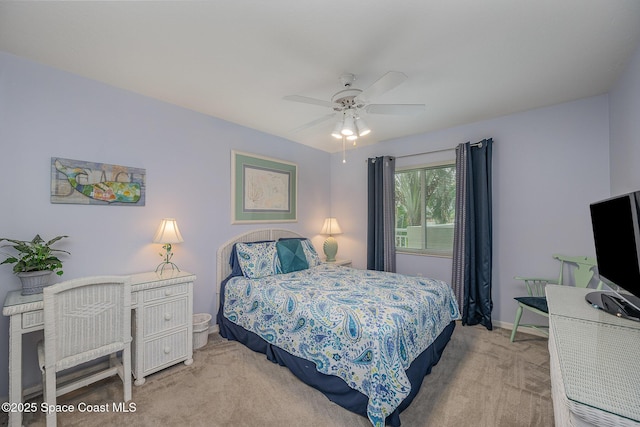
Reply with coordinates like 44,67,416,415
50,157,146,206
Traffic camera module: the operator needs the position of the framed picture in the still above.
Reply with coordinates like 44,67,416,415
50,157,146,206
231,151,297,223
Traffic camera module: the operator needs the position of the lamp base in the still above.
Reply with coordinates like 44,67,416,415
323,236,338,262
155,261,180,275
156,243,180,275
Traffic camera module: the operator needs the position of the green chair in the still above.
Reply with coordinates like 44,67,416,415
510,254,603,342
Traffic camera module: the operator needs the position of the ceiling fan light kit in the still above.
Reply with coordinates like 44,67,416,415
284,71,425,148
332,110,370,141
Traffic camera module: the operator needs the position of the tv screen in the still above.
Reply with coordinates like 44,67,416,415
588,191,640,320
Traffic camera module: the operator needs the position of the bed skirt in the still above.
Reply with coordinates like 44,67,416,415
218,313,455,426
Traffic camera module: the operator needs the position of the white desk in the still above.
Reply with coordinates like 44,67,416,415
2,270,196,427
546,285,640,426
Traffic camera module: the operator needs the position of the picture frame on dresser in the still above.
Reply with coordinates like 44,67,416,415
231,150,297,224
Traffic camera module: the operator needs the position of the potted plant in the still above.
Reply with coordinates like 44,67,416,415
0,234,70,295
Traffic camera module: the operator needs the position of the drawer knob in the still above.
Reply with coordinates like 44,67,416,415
165,289,172,296
164,313,172,321
164,346,171,354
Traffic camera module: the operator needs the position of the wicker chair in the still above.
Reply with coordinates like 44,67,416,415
37,276,132,426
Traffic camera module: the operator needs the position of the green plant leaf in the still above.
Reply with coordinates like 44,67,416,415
0,235,69,275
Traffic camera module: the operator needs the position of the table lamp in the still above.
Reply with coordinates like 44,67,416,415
320,217,342,262
153,218,184,274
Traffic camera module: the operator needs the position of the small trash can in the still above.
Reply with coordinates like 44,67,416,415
192,313,212,350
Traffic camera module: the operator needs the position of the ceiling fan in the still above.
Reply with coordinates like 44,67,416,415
284,71,426,140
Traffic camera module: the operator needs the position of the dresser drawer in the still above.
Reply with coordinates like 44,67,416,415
22,310,44,329
143,283,188,303
142,329,188,373
143,297,189,337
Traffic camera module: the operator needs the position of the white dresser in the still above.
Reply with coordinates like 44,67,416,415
2,270,196,427
546,285,640,426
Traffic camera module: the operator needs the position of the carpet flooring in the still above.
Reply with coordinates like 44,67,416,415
7,323,553,427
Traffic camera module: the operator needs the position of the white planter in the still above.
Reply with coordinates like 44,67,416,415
17,271,53,295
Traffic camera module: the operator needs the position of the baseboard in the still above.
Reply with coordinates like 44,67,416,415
209,323,219,335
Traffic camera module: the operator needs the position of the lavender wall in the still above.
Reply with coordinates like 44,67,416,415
0,52,330,397
609,41,640,195
330,95,611,329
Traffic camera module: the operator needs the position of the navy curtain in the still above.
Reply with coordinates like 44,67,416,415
367,156,396,272
451,139,493,329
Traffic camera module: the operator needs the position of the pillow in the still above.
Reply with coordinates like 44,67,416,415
276,239,309,273
235,241,281,278
300,239,322,267
229,240,273,277
279,237,322,267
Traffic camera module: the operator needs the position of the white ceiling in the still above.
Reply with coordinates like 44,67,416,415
1,1,640,153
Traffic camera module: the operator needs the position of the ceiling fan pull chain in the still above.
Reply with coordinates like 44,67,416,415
342,137,346,164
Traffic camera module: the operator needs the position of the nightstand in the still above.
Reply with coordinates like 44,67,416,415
324,259,352,267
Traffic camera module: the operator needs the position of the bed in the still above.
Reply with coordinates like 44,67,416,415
216,229,459,427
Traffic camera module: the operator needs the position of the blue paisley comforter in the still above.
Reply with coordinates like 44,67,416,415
223,264,460,426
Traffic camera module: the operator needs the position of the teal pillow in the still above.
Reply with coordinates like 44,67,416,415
278,238,322,267
276,239,309,273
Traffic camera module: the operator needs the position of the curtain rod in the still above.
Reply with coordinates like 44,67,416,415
394,140,486,160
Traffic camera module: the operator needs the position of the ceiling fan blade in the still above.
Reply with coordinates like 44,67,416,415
283,95,336,109
365,104,425,115
357,71,408,102
290,113,336,133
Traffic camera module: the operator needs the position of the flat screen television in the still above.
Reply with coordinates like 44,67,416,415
587,190,640,321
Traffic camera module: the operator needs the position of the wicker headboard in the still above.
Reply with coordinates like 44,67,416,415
215,228,304,311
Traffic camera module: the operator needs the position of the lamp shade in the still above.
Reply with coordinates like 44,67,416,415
341,114,355,136
355,117,371,136
320,217,342,235
153,218,184,244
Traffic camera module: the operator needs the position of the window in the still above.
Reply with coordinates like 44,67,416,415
395,162,456,256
